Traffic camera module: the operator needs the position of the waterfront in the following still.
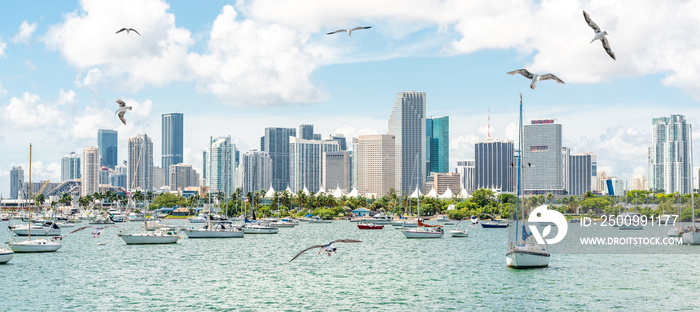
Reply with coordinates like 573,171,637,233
2,220,699,311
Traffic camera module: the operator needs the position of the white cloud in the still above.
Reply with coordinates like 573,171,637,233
0,82,7,96
0,39,5,58
57,89,77,105
2,92,66,128
13,21,37,43
24,59,37,70
76,68,102,88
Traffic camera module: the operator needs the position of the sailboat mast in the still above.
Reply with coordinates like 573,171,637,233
691,124,695,226
514,94,523,243
28,143,32,239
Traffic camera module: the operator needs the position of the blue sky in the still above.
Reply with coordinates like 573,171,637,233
1,0,700,196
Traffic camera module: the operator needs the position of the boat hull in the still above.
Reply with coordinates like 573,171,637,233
358,224,384,230
119,233,179,244
682,230,700,245
449,230,469,237
9,239,62,253
12,227,62,236
0,250,14,263
183,229,244,238
243,226,279,234
618,225,644,230
506,247,550,268
402,229,444,239
269,222,297,228
481,223,508,228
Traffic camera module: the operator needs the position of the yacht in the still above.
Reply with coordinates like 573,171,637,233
370,214,393,225
119,227,179,245
0,246,14,263
506,240,550,268
108,209,125,222
128,213,146,222
449,228,469,237
9,237,63,253
308,216,332,224
188,214,208,223
12,221,62,236
183,222,244,238
402,226,444,238
243,223,279,234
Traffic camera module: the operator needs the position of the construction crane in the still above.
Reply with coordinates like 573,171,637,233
38,180,50,194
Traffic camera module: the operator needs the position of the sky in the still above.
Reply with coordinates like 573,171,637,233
2,0,700,196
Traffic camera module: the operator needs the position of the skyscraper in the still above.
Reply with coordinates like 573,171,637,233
358,134,396,197
263,127,296,190
322,151,350,191
81,146,100,196
351,138,359,189
170,163,199,192
523,119,563,194
242,150,272,195
649,115,692,194
288,137,339,192
426,116,449,174
456,160,475,191
97,129,118,169
162,113,184,186
330,134,347,151
474,138,515,192
61,152,81,181
298,124,314,140
127,134,154,191
561,147,570,194
569,153,594,196
204,136,235,195
388,91,426,195
10,166,24,199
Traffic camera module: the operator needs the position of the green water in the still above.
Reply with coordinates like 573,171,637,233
1,220,699,311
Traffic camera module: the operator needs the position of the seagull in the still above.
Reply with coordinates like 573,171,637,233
507,69,565,90
327,26,371,37
583,10,615,60
289,239,362,262
70,225,119,237
116,28,140,35
115,98,132,125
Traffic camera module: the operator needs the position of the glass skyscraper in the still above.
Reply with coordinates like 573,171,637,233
61,152,81,181
649,115,691,194
474,139,515,192
264,127,297,191
426,116,449,174
204,136,235,195
523,119,563,194
97,129,118,169
388,91,426,195
162,113,184,186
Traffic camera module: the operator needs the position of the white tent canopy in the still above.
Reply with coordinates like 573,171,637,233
285,186,294,197
347,188,359,198
302,187,310,196
439,187,453,199
332,187,344,198
425,188,438,198
457,189,471,199
409,188,423,199
265,187,275,198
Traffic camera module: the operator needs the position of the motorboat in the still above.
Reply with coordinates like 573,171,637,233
402,226,444,238
9,237,63,253
183,223,244,238
449,229,469,237
0,246,14,263
481,220,509,228
119,227,179,245
308,216,332,224
436,214,450,222
393,220,418,228
243,223,279,234
128,213,146,222
188,214,208,223
108,209,126,222
357,222,384,230
369,214,393,225
1,213,10,222
269,219,298,228
12,221,62,236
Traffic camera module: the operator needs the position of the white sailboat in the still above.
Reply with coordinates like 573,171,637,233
505,94,550,268
183,193,244,238
402,154,444,239
682,129,700,245
9,144,62,253
0,245,13,263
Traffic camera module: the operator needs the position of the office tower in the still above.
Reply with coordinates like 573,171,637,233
474,138,515,192
127,134,154,191
288,137,339,192
109,171,126,189
81,146,100,196
97,129,118,170
630,174,649,191
99,166,112,185
569,153,594,196
170,163,199,192
61,152,81,181
153,166,167,189
523,119,563,194
260,136,265,152
430,172,460,195
298,124,314,140
323,151,350,191
562,147,570,194
242,150,272,195
161,113,183,186
426,116,449,174
351,138,359,189
10,166,24,199
456,160,475,191
649,115,692,194
388,91,426,195
263,127,297,190
358,134,396,197
313,134,321,140
204,136,235,195
330,134,347,151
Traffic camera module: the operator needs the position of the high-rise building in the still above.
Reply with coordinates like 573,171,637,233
351,138,359,189
161,113,184,186
330,134,347,151
288,137,339,192
474,138,515,192
153,166,167,190
561,147,570,194
426,116,449,174
99,166,112,185
204,136,235,196
630,174,649,191
456,160,475,191
263,127,296,191
242,150,272,195
649,115,692,194
523,119,563,194
61,152,81,181
298,124,314,140
97,129,118,170
569,153,594,196
10,166,24,199
109,171,126,189
127,134,154,191
388,91,426,195
358,134,396,197
323,151,350,191
170,163,199,192
81,146,100,196
430,172,461,195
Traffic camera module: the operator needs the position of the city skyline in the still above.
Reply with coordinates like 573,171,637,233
2,1,700,196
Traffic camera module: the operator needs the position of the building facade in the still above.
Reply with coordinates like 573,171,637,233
431,172,461,195
322,151,350,191
97,129,118,170
649,115,692,194
523,119,563,194
263,127,297,191
81,146,100,196
456,160,475,191
288,137,339,192
388,91,426,195
630,174,649,191
351,138,359,189
358,134,396,198
474,138,515,192
61,152,81,182
10,166,24,199
161,113,184,186
204,136,235,196
127,134,154,191
169,163,199,192
242,150,272,195
569,153,594,196
426,116,449,174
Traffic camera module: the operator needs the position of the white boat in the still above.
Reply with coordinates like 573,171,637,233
436,214,450,222
0,247,14,263
119,227,179,245
183,223,244,238
145,219,168,230
128,213,146,222
188,214,208,223
108,209,126,222
243,223,279,234
308,216,332,224
402,225,444,238
449,229,469,237
89,215,115,224
393,220,418,228
9,237,63,253
269,220,297,228
12,221,62,236
682,227,700,245
668,227,682,237
369,214,393,225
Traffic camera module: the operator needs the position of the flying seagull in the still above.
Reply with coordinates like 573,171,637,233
327,26,371,37
70,225,120,237
116,28,140,35
507,69,565,90
290,239,362,262
115,98,132,125
583,10,615,60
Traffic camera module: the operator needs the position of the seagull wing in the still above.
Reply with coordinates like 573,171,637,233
507,69,534,79
539,74,565,84
116,98,126,107
129,28,140,35
290,245,324,262
118,112,127,125
330,239,363,244
327,29,347,35
582,10,600,33
601,37,616,60
116,28,127,34
70,226,94,234
350,26,372,32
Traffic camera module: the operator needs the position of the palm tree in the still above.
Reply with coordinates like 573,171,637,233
35,193,46,209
